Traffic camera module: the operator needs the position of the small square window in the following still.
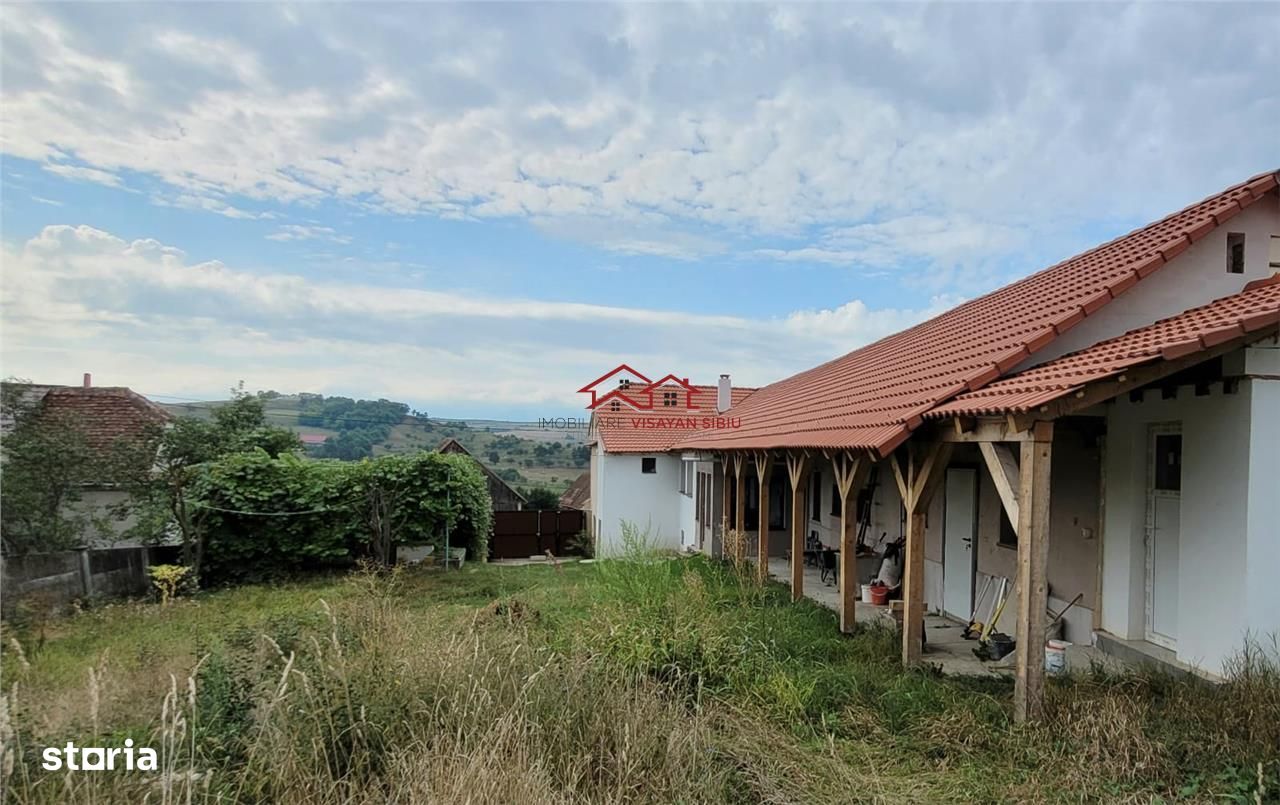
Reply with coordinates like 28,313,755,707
1154,434,1182,491
662,391,678,407
641,457,657,474
1227,232,1245,274
609,400,621,411
619,378,632,389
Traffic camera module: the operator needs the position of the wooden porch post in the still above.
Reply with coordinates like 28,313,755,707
732,453,746,564
892,440,953,666
719,453,732,560
786,451,809,602
754,452,773,582
830,451,867,633
1014,422,1053,723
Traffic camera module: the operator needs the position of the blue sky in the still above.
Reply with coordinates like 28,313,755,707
2,3,1276,420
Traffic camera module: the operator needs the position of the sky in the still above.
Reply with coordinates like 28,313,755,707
1,2,1277,420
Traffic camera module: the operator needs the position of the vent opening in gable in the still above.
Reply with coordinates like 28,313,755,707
1227,232,1245,274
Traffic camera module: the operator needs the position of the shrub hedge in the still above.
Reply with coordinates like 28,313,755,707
193,451,492,583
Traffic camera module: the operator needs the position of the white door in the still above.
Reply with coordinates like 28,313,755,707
1145,426,1182,648
943,467,978,620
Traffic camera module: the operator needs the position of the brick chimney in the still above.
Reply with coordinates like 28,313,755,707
83,373,92,388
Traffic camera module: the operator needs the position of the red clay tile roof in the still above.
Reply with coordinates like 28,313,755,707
38,386,172,453
926,275,1280,419
559,471,591,510
676,170,1279,457
594,385,756,453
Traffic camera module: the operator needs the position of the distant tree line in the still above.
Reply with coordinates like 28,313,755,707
297,395,411,460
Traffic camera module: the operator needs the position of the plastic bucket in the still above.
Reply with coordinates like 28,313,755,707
860,584,873,602
1045,639,1071,675
869,585,890,606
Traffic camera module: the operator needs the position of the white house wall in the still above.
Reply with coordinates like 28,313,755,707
592,450,684,555
1100,376,1258,676
1244,360,1280,644
1022,197,1280,370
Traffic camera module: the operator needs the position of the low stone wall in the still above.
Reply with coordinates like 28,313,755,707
1,547,157,616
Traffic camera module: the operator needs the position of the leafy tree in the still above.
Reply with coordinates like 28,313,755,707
487,451,501,465
193,451,491,582
120,387,301,581
523,486,560,511
0,381,128,553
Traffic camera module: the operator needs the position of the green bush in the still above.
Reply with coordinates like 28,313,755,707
194,451,492,583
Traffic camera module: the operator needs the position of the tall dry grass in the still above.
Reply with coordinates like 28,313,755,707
2,551,1278,804
2,565,734,804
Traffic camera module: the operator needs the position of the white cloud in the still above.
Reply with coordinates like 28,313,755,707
156,193,275,220
41,163,123,188
2,3,1273,252
266,224,352,244
757,216,1028,271
1,224,948,408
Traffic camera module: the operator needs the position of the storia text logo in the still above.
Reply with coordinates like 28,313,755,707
42,739,158,772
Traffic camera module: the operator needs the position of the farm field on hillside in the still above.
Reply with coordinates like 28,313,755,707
2,557,1276,803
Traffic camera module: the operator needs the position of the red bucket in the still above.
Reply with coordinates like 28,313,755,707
869,584,890,606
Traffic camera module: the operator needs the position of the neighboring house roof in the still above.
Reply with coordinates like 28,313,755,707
299,433,329,445
559,471,591,510
594,385,756,453
435,437,527,503
38,386,173,453
0,383,59,436
676,169,1279,457
927,274,1280,419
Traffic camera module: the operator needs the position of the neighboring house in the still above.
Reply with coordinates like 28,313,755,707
299,433,328,446
588,377,755,555
435,437,526,511
629,170,1278,721
2,375,173,546
559,471,590,512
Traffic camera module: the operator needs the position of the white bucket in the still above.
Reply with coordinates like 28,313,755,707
1045,639,1071,675
860,584,873,602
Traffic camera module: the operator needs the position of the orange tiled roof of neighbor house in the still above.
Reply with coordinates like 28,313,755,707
675,169,1279,457
926,274,1280,419
594,385,756,453
38,386,172,453
559,471,591,510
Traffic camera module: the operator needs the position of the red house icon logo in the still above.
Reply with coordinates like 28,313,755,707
578,365,701,411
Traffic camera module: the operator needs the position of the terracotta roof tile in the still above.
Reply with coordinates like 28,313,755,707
38,387,172,454
676,170,1279,456
559,471,591,510
928,276,1280,418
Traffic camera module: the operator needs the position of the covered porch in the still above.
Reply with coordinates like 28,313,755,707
713,328,1278,720
765,558,1113,678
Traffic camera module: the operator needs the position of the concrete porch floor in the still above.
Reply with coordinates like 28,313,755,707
765,558,1117,678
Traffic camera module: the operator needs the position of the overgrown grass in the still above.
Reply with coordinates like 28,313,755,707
2,554,1277,803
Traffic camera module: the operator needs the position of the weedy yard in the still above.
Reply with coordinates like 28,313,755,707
1,556,1277,803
